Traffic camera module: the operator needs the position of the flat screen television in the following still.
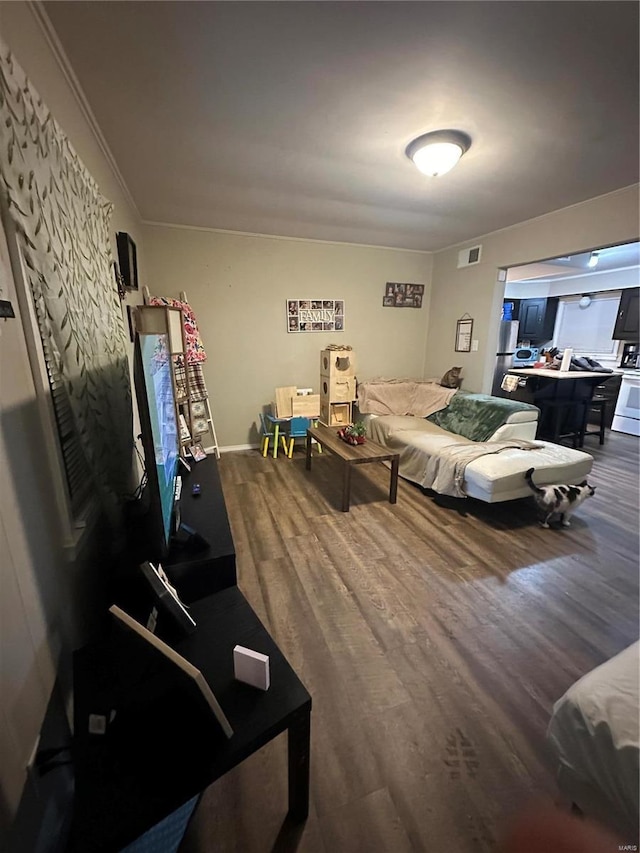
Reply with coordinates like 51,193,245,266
133,330,180,561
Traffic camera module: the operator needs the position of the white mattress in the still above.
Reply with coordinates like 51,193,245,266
547,642,640,839
366,415,593,503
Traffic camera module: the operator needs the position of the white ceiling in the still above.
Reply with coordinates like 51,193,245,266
43,1,640,252
507,241,640,282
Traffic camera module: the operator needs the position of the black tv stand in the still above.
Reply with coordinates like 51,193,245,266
164,455,237,603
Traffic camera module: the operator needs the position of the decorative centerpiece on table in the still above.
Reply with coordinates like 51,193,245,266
337,421,367,445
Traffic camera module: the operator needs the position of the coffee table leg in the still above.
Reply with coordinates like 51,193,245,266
288,706,311,822
389,456,399,504
342,462,352,512
306,430,312,470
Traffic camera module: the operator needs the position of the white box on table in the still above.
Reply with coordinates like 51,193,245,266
233,645,270,690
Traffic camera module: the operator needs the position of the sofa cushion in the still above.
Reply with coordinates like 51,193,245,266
427,391,539,441
357,379,456,417
491,422,538,441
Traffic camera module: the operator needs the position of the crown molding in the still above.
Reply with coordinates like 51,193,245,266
29,1,141,220
141,219,433,255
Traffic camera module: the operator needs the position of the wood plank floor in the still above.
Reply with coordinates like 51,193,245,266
181,431,639,852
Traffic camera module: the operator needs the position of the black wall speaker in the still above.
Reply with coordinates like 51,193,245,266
116,232,139,291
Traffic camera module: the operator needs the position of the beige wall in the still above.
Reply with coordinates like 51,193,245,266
0,4,144,828
142,225,433,447
426,185,640,393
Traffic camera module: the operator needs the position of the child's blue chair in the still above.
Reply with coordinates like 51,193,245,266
284,416,322,458
259,412,277,458
284,416,308,458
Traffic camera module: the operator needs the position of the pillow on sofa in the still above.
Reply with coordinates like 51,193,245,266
427,391,539,442
440,366,463,388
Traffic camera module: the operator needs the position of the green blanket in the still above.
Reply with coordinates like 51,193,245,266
426,391,539,442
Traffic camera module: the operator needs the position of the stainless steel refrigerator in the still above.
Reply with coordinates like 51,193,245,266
491,320,519,396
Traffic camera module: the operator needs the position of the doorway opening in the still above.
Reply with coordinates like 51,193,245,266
492,241,639,395
493,241,640,438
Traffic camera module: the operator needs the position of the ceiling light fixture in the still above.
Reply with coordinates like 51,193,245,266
587,251,600,268
406,130,472,177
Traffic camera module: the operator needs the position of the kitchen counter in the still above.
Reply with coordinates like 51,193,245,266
504,368,620,442
507,368,619,380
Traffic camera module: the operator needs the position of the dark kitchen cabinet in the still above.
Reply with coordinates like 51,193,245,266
612,288,639,340
518,297,558,342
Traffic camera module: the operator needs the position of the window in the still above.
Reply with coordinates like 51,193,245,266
34,305,94,518
2,213,94,548
553,292,621,359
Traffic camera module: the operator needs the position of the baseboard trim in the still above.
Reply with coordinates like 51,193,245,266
206,443,258,454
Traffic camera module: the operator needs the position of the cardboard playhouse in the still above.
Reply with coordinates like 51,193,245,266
319,348,356,426
273,386,321,419
273,348,357,426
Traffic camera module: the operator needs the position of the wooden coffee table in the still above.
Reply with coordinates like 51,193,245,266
306,423,400,512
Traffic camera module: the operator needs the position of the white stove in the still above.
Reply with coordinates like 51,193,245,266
612,370,640,436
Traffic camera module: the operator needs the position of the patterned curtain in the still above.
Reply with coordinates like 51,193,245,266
0,40,133,526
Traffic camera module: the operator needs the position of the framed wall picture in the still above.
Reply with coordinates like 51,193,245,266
287,299,344,332
116,232,139,291
383,282,424,308
455,316,474,352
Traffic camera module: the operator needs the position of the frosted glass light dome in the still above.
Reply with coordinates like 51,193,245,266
412,142,464,177
406,130,471,178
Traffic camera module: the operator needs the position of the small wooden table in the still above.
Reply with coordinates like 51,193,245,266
306,423,400,512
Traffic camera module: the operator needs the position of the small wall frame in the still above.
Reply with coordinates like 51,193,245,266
116,232,139,291
455,316,473,352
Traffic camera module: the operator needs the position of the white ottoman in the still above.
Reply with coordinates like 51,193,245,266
464,440,593,503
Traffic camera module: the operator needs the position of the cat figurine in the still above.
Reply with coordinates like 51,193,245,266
525,467,595,528
440,366,463,388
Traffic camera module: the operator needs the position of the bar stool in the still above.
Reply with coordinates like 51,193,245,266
582,396,608,445
537,399,587,448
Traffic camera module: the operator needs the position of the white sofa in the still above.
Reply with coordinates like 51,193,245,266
360,394,594,503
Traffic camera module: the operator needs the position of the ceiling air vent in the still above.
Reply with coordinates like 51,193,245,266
457,244,482,268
